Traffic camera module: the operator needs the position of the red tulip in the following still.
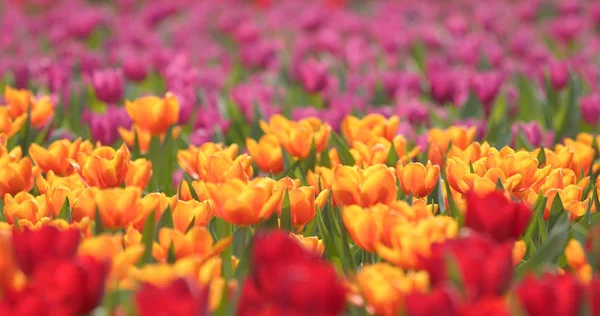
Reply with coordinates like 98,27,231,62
420,234,514,301
12,226,81,276
587,278,600,316
239,231,346,316
460,297,509,316
135,278,209,316
465,190,531,243
404,287,458,316
515,273,584,316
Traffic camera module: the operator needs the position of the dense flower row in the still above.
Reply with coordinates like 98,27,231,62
2,0,600,315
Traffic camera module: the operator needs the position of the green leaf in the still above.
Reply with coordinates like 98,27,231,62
547,194,564,232
319,149,331,168
94,207,105,235
262,211,279,229
459,91,483,119
484,93,509,145
447,255,467,298
433,176,446,215
186,216,196,234
57,198,71,223
496,178,505,190
517,213,569,278
537,146,547,166
131,129,141,159
316,204,341,267
280,190,292,232
155,205,174,240
20,102,32,153
34,121,53,145
167,242,177,264
386,145,399,167
331,132,355,166
411,40,426,72
338,206,357,272
137,211,156,267
184,175,200,201
249,101,265,140
306,138,317,171
545,75,560,112
234,227,252,281
469,162,475,173
517,74,545,127
553,74,580,142
0,199,5,223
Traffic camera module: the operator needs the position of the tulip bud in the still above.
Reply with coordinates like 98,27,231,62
298,59,329,93
581,93,600,125
91,68,125,104
122,55,149,83
550,61,569,91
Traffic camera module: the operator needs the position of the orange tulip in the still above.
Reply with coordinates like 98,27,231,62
0,107,26,138
125,92,180,136
357,263,429,316
177,179,211,202
513,240,526,265
125,158,153,189
393,135,421,164
177,143,239,176
131,192,173,230
154,227,229,263
0,230,19,289
0,157,34,197
171,198,213,232
178,145,252,182
29,138,85,176
246,134,283,174
307,166,334,191
565,239,592,283
94,187,159,229
375,216,458,269
4,192,50,225
260,115,331,158
396,161,440,198
427,126,477,166
275,177,324,226
45,184,81,218
291,234,324,256
343,201,432,252
331,164,397,207
341,114,399,144
73,143,131,188
206,178,283,226
118,124,182,153
71,187,99,222
4,87,54,128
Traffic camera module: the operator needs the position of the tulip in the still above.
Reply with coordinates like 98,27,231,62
135,278,209,316
125,158,153,189
240,231,346,315
3,192,48,225
94,187,159,229
565,239,592,283
514,274,584,316
154,227,226,262
341,114,400,145
3,86,31,119
343,201,432,252
420,234,514,300
73,144,130,188
404,287,458,316
331,164,397,207
71,187,99,222
298,58,329,93
581,92,600,126
122,55,149,83
260,115,331,158
246,134,283,174
375,216,458,269
549,61,569,91
119,124,182,154
427,126,477,166
171,199,213,232
4,88,53,128
177,179,212,202
12,226,81,276
0,230,18,289
206,178,283,226
45,184,80,218
357,263,429,316
91,68,125,104
274,177,321,226
177,143,249,182
0,107,26,138
465,190,531,243
291,234,324,256
0,157,34,197
396,161,440,198
29,138,84,176
307,166,335,191
125,92,180,136
85,105,132,146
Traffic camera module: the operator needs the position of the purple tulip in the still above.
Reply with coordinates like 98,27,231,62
298,59,329,94
581,92,600,126
189,129,214,146
11,62,30,89
549,61,569,91
456,119,486,141
122,55,149,83
469,71,504,115
429,70,457,105
398,99,429,126
511,121,553,148
67,11,104,39
91,68,125,104
85,105,132,146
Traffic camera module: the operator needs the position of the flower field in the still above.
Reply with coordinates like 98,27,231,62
2,0,600,315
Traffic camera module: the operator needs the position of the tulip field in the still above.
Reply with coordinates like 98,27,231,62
4,0,600,315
